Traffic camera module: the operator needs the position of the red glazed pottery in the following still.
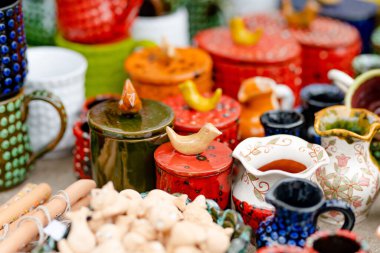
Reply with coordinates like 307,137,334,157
155,141,233,209
56,0,143,44
194,26,302,104
257,245,316,253
305,230,370,253
164,94,241,149
73,120,91,179
244,13,361,87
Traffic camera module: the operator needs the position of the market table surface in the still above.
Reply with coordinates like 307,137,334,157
0,156,379,252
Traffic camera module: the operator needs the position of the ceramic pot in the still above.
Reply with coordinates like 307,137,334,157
0,89,66,190
220,0,279,22
56,0,143,44
125,46,213,101
25,47,87,158
257,245,316,253
300,84,344,143
0,0,27,100
56,35,155,98
22,0,56,45
260,110,304,137
256,178,355,248
164,94,241,149
232,134,330,230
131,7,189,46
314,105,380,223
88,99,174,192
238,77,295,139
353,54,380,76
305,230,370,253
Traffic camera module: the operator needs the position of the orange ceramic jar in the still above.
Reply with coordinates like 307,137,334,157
125,47,213,101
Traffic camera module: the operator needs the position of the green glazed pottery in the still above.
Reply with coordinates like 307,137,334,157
55,34,155,97
0,89,67,191
88,99,174,192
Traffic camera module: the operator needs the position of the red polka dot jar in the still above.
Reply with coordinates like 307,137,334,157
194,27,302,104
164,94,241,149
73,120,91,179
245,13,361,87
155,141,233,209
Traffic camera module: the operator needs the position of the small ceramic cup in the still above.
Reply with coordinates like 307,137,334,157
0,89,66,190
260,110,305,137
353,54,380,76
305,230,370,253
25,47,87,158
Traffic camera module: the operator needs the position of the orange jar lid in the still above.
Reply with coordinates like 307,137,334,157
125,46,212,86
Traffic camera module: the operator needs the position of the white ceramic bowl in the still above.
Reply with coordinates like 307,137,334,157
25,46,87,158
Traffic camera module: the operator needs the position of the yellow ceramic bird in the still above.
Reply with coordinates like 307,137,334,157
179,80,222,112
166,123,222,155
282,0,319,29
229,17,263,46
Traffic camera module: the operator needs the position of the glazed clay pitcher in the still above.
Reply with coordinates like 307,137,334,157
232,134,330,229
314,105,380,223
238,77,294,139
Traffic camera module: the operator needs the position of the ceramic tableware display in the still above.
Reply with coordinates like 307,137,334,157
22,0,56,45
0,89,66,191
125,45,213,101
260,110,305,137
301,84,344,143
238,77,295,139
88,80,174,192
164,81,241,149
314,105,380,223
56,35,154,97
56,0,143,44
353,54,380,76
25,47,87,157
0,0,27,100
305,230,370,253
256,178,355,248
155,123,233,209
232,134,330,229
194,18,302,103
245,14,361,86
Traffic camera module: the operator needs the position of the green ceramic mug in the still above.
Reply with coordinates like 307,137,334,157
0,89,67,190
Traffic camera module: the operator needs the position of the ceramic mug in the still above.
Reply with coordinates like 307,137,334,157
25,47,87,158
0,0,28,100
260,110,305,137
0,89,66,190
305,230,370,253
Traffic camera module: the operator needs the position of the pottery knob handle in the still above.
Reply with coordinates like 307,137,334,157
313,199,355,230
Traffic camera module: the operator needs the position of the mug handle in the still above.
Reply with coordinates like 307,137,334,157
313,199,355,231
327,69,354,93
274,84,295,110
22,90,67,167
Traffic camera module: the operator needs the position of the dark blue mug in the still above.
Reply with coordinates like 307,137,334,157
260,110,304,137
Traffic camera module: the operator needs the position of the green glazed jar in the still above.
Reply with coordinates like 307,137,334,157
88,99,174,192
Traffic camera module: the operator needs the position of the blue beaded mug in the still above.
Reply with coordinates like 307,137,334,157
0,0,27,99
256,178,355,248
260,110,305,137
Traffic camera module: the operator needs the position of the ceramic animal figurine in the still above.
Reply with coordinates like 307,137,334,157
232,134,330,229
314,105,380,223
166,123,222,155
238,77,295,138
282,0,319,28
179,80,222,112
118,79,142,114
256,178,355,248
230,17,263,46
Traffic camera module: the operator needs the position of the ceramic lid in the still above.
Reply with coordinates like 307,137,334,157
320,0,377,21
88,99,174,139
125,46,212,85
245,14,360,49
194,27,300,64
164,94,241,132
154,141,233,177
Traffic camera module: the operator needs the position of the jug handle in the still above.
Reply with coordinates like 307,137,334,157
313,199,355,231
274,84,295,110
328,69,354,93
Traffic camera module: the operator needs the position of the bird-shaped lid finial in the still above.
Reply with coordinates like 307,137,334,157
230,17,263,46
118,79,142,114
282,0,319,29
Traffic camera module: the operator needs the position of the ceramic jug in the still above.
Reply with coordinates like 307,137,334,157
256,178,355,248
232,134,330,229
314,105,380,223
238,77,294,139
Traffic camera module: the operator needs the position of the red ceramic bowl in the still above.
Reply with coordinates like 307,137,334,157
73,120,91,179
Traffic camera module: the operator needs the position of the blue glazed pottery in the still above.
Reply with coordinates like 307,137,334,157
0,0,27,100
260,110,304,137
256,178,355,248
